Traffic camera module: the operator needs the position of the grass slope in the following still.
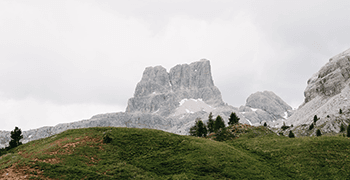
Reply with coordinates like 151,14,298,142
0,126,350,179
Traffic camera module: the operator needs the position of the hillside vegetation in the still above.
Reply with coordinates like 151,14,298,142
0,126,350,179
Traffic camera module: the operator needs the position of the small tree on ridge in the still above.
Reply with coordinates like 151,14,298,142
214,115,225,133
8,126,23,150
228,112,240,125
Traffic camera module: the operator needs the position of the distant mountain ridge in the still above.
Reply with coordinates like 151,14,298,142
0,59,291,148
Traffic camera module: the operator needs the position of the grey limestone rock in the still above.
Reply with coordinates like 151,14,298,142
286,48,350,136
239,91,293,125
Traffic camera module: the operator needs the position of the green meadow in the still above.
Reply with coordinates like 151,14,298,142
0,126,350,179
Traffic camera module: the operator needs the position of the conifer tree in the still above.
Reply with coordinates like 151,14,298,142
313,115,319,124
214,115,225,133
340,109,343,114
347,124,350,137
340,123,345,132
316,129,322,137
264,122,267,127
288,130,295,138
207,112,215,134
189,118,207,137
228,112,240,125
8,127,23,150
309,123,314,130
196,119,207,137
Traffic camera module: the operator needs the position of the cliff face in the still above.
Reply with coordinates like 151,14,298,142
286,48,350,136
126,59,224,116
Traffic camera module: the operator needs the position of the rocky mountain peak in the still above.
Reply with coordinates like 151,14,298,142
126,59,224,116
304,48,350,103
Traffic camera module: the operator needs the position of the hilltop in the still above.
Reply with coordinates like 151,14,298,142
1,127,350,179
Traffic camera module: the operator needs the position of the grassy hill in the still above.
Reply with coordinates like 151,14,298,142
0,126,350,179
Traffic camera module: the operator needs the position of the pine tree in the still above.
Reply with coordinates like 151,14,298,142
316,129,322,137
228,112,240,125
288,130,295,138
207,112,215,134
309,123,314,130
214,115,225,133
340,123,345,132
340,109,343,114
189,118,207,137
196,119,207,137
264,122,267,127
313,115,319,124
8,127,23,150
347,124,350,137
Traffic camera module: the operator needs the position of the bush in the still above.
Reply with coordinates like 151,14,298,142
264,122,267,127
340,109,342,114
316,129,322,137
281,122,290,131
340,123,345,132
309,123,314,130
215,127,235,141
347,124,350,137
288,130,295,138
103,133,113,143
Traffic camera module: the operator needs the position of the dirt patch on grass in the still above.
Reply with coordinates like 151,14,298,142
0,163,55,180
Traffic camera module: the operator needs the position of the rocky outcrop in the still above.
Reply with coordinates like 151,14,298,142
126,60,224,117
238,91,293,125
286,48,350,136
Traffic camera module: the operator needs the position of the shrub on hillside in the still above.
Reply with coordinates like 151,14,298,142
103,133,113,143
264,122,267,127
309,123,314,130
313,115,319,124
347,124,350,137
339,109,342,114
215,127,235,141
281,122,290,131
288,130,295,138
340,123,345,132
316,129,322,137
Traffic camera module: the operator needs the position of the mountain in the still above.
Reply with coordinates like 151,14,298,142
239,91,294,126
0,59,292,148
284,48,350,136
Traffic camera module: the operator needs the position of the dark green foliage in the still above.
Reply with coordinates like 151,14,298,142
327,115,330,118
339,109,342,114
214,115,225,133
103,133,113,143
309,123,314,130
281,122,290,131
228,112,240,125
288,130,295,138
340,123,345,132
264,122,267,127
291,124,293,127
347,124,350,137
316,129,322,137
215,127,235,141
313,115,319,124
189,118,207,137
206,112,215,133
7,126,23,150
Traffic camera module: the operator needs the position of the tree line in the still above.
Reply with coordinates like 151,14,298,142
189,112,240,138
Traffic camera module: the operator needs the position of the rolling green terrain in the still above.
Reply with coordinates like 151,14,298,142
0,126,350,179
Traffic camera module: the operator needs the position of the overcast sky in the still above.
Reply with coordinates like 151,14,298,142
1,0,350,131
